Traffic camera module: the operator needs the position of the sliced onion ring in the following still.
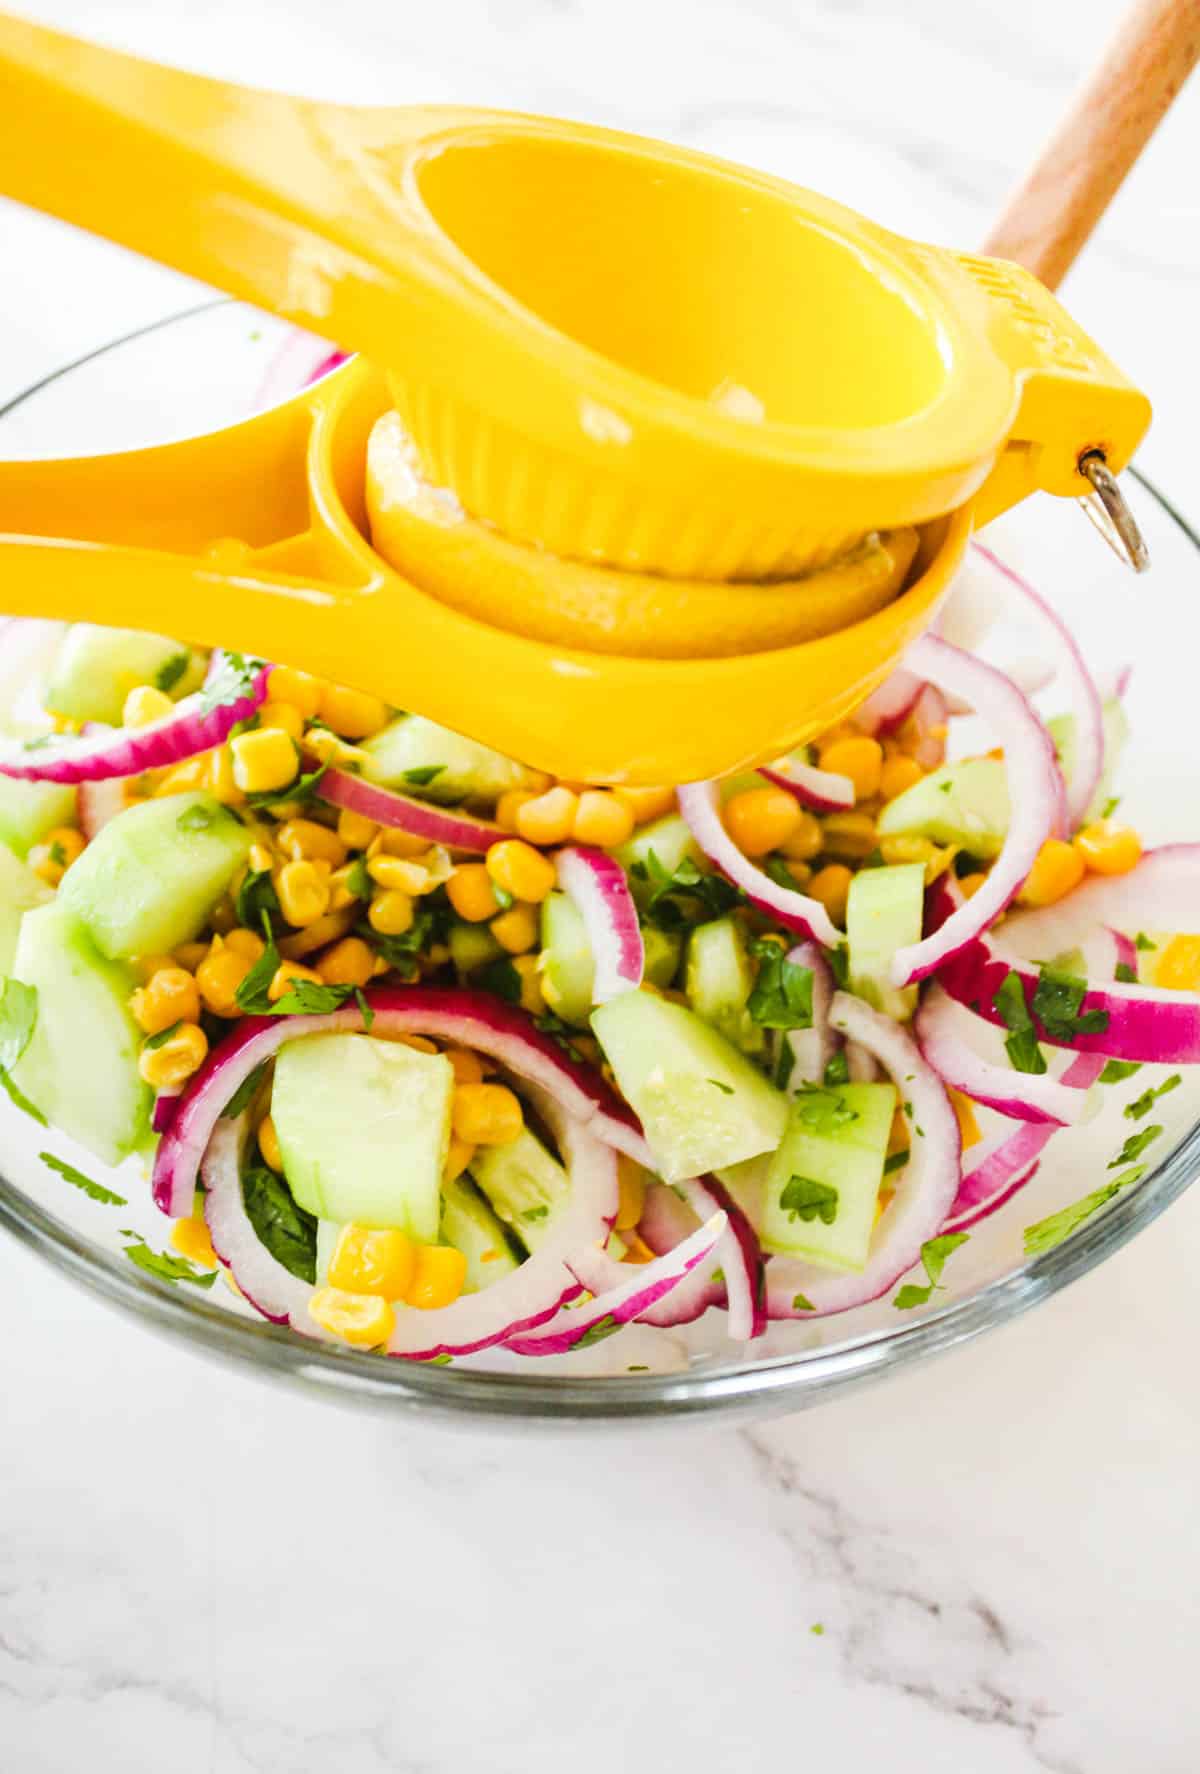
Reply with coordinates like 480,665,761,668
888,635,1061,988
636,1181,726,1327
0,666,270,784
317,767,504,854
934,847,1200,1065
555,844,644,1002
851,668,924,736
758,755,854,812
765,993,961,1321
916,984,1094,1127
153,986,648,1220
972,543,1104,830
677,780,840,948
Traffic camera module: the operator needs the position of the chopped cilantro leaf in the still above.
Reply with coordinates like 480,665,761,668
764,857,800,891
521,1205,550,1222
639,848,741,928
476,957,522,1003
708,1077,734,1095
810,1623,826,1636
491,884,515,911
773,1040,796,1092
122,1231,217,1288
154,651,190,694
883,1149,909,1175
39,1151,126,1206
429,1354,453,1366
823,1050,850,1088
48,840,66,867
235,865,281,931
993,970,1046,1074
233,939,282,1015
221,1061,268,1120
176,802,219,834
791,1293,816,1312
1114,961,1137,984
892,1231,969,1309
270,978,355,1016
242,1164,318,1282
533,1011,587,1063
345,855,372,902
198,651,262,716
354,988,375,1032
0,979,43,1123
1099,1059,1142,1085
1031,965,1110,1042
1108,1125,1164,1168
627,1364,650,1373
1125,1074,1181,1121
828,943,850,988
1100,795,1121,820
779,1174,839,1225
747,942,814,1030
142,1020,183,1051
574,1313,623,1349
794,1085,858,1135
401,764,446,787
246,756,328,811
1135,932,1158,952
1023,1165,1147,1256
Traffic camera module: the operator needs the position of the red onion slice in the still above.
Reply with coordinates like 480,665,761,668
888,636,1061,987
152,1090,181,1135
908,683,950,770
943,1161,1042,1235
203,1116,325,1329
555,845,644,1002
851,668,924,736
972,543,1104,830
632,1181,726,1327
764,993,961,1321
153,986,648,1220
783,941,838,1087
916,984,1095,1126
677,780,841,947
678,1174,765,1340
758,755,854,812
77,774,130,839
935,848,1200,1064
317,767,504,854
0,665,270,784
505,1208,726,1356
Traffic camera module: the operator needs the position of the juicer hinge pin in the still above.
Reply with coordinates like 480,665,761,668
1078,450,1150,573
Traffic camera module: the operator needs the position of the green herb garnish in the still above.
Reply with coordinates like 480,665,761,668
1125,1074,1181,1121
242,1164,318,1282
39,1151,126,1206
199,651,263,716
354,987,375,1033
793,1085,858,1135
707,1077,734,1095
270,978,355,1017
893,1232,969,1310
401,765,446,787
0,979,45,1124
1031,965,1110,1042
574,1313,622,1349
235,865,281,931
1099,1059,1142,1085
1135,932,1157,952
791,1293,816,1312
154,651,190,694
1023,1165,1147,1256
823,1050,850,1088
221,1061,268,1120
121,1230,218,1288
476,957,522,1004
1108,1125,1164,1168
993,970,1046,1074
635,849,741,928
779,1174,839,1226
747,941,814,1030
1115,961,1137,984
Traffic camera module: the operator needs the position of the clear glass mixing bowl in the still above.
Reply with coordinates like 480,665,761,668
2,300,1197,1426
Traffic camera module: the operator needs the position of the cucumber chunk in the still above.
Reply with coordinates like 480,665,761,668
614,814,699,906
592,991,788,1183
471,1127,571,1253
0,842,54,975
448,921,504,977
0,777,77,860
45,624,204,724
362,714,533,804
7,901,151,1164
877,757,1009,860
1049,696,1130,825
846,863,925,1022
540,893,680,1023
441,1174,522,1289
59,792,250,959
762,1081,896,1270
685,917,765,1054
272,1033,452,1238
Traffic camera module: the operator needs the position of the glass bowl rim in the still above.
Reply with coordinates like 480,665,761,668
1,296,1195,1426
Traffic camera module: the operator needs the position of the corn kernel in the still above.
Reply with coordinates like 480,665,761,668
1019,838,1086,908
268,961,323,1003
329,1223,417,1299
515,786,579,847
367,888,415,937
776,810,821,862
274,818,347,867
171,1217,218,1268
1154,934,1200,993
445,1047,485,1087
486,838,557,903
443,1135,476,1183
723,786,801,858
446,863,501,923
878,834,936,869
315,936,375,989
496,789,537,832
276,859,331,928
267,665,323,721
615,1155,648,1231
318,682,390,740
308,1286,395,1348
959,872,989,900
571,790,636,849
336,808,378,850
173,941,209,972
130,965,201,1035
139,1021,208,1089
258,1113,283,1170
491,902,539,954
820,810,878,862
453,1081,524,1146
948,1088,983,1152
279,907,358,963
786,860,813,886
368,851,446,896
247,840,275,876
511,953,545,1015
205,745,246,807
154,758,209,798
209,896,237,935
122,685,174,728
405,1244,468,1311
808,864,853,925
1074,821,1142,877
397,1034,440,1054
255,700,305,742
612,784,677,825
818,735,884,802
27,826,85,887
303,728,368,772
879,754,924,802
620,1231,657,1265
225,926,267,961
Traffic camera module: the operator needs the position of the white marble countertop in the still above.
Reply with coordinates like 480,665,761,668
2,3,1199,1769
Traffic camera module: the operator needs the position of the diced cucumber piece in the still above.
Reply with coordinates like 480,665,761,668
361,714,533,804
877,757,1009,860
448,922,504,976
0,842,54,975
539,891,593,1024
1049,696,1129,824
271,1033,452,1238
7,901,151,1164
685,917,765,1054
763,1081,896,1270
614,814,699,906
45,623,204,724
59,792,250,959
846,863,925,1022
592,991,788,1184
0,777,77,860
441,1174,522,1289
644,925,683,989
315,1219,340,1284
471,1127,571,1253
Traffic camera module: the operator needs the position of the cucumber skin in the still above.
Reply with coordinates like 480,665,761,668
0,778,77,860
361,714,533,804
470,1128,571,1253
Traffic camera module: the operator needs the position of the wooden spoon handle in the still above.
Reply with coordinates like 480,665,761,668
984,0,1200,290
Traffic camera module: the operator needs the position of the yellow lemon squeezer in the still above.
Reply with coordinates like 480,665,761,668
0,7,1185,783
